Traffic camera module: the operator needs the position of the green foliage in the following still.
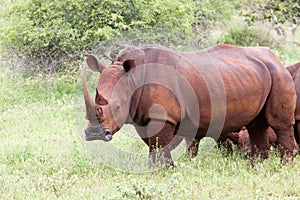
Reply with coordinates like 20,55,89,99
192,0,234,29
218,26,283,48
128,0,194,31
0,0,241,75
243,0,300,26
0,0,195,74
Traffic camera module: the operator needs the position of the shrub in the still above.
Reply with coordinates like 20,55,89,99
192,0,233,29
0,0,239,75
217,25,283,48
0,0,194,74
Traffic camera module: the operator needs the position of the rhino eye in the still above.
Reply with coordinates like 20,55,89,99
95,106,103,120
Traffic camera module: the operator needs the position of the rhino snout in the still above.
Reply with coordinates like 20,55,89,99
84,123,112,142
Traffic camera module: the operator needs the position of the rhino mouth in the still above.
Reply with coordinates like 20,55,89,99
85,123,112,141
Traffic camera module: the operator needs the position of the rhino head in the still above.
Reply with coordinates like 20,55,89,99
82,54,136,142
82,54,112,141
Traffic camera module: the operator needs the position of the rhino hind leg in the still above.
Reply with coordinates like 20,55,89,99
246,113,271,160
270,125,298,163
264,69,299,163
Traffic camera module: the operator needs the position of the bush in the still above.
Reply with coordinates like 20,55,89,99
192,0,233,29
0,0,194,74
0,0,239,75
217,26,283,48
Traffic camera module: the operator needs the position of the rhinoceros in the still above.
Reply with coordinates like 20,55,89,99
82,44,298,165
287,62,300,144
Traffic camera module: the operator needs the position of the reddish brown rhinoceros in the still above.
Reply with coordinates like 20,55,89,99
82,44,298,165
287,62,300,145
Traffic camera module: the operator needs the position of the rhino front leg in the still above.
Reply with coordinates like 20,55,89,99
187,137,201,158
147,120,176,167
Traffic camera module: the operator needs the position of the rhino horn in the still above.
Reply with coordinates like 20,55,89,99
81,67,98,123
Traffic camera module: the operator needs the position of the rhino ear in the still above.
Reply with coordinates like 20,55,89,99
123,59,136,72
85,54,106,73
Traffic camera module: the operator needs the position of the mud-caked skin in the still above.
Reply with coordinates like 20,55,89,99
82,44,298,165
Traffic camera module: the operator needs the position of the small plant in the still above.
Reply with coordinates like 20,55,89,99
116,173,187,200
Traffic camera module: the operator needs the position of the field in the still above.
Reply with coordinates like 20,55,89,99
1,0,300,199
